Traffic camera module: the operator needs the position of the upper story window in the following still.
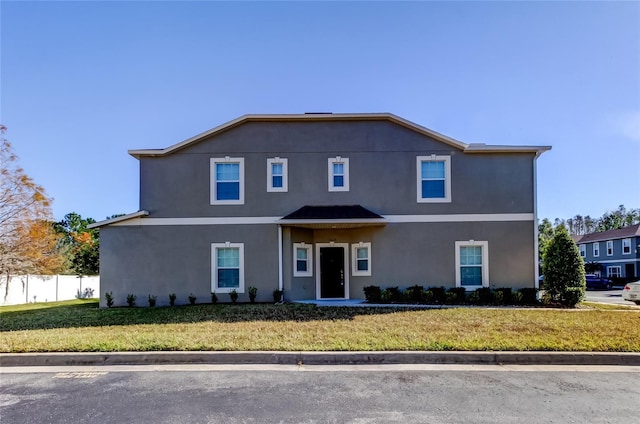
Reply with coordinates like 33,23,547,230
267,158,288,192
417,155,451,203
211,157,244,205
593,242,599,257
293,243,312,277
606,240,613,256
351,242,371,276
622,238,631,255
328,157,349,192
579,244,586,257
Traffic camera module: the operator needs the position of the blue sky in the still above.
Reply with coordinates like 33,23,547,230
2,1,639,222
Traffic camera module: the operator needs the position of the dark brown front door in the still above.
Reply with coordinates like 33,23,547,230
320,247,345,298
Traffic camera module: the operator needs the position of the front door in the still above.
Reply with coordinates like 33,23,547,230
625,264,636,279
319,246,346,298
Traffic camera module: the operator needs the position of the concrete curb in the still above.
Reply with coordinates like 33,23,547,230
1,351,639,367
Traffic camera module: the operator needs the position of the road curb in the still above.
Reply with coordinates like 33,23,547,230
1,351,639,367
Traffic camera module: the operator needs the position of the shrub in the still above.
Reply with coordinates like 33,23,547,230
363,286,382,303
229,290,238,303
467,291,480,304
517,288,538,305
422,289,435,304
169,293,177,307
429,287,446,303
148,294,157,307
211,292,218,304
475,287,494,305
188,293,197,305
105,291,114,308
405,285,424,304
446,287,467,304
273,289,283,303
381,287,402,303
542,225,585,307
126,294,136,307
248,286,258,303
493,288,512,305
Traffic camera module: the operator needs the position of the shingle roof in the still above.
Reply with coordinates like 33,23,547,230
282,205,383,220
574,224,640,243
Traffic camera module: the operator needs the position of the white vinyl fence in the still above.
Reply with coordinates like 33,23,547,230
0,275,100,305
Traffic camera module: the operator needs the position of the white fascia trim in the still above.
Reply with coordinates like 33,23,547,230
455,240,489,290
110,213,535,226
465,144,552,155
87,210,150,229
267,157,288,192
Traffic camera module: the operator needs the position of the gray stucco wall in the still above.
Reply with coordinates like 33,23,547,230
139,121,535,218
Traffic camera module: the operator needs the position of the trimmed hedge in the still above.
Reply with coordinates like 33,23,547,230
363,285,539,306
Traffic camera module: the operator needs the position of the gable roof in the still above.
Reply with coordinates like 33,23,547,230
87,210,149,229
574,224,640,243
128,113,551,158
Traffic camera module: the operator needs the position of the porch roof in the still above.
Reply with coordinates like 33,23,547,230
279,205,387,229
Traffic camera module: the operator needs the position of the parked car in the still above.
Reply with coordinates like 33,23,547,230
585,274,613,290
622,281,640,305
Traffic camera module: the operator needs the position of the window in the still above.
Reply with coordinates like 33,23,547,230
211,243,244,293
579,244,586,257
417,155,451,203
351,242,372,276
267,158,288,192
606,240,613,256
593,242,599,257
622,238,631,255
455,241,489,289
328,157,349,191
211,157,244,204
607,266,621,278
293,243,312,277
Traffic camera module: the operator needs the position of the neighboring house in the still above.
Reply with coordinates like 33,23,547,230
574,224,640,279
89,113,551,306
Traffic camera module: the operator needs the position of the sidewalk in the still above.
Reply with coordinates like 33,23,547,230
2,351,639,367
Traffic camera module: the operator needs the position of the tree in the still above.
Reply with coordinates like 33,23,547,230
597,205,640,232
0,126,65,299
538,218,555,261
54,212,99,275
541,225,586,307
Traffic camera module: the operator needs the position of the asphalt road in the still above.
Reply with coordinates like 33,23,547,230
1,365,639,423
584,288,636,306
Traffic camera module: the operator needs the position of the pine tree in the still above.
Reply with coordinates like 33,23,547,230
542,225,585,306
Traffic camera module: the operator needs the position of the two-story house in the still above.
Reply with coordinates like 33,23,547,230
90,113,551,306
575,224,640,280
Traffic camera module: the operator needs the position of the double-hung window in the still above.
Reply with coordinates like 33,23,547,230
351,242,371,276
211,157,244,204
607,266,621,278
593,242,599,257
606,240,613,256
579,244,586,257
328,157,349,191
455,241,489,289
293,243,312,277
622,238,631,255
212,243,244,293
267,158,288,192
417,155,451,202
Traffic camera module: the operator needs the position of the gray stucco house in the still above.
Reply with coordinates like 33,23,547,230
90,113,551,306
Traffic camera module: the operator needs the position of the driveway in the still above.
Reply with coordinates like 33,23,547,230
584,287,634,306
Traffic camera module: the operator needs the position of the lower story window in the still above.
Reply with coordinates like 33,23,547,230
455,241,489,289
351,242,371,276
293,243,312,277
607,266,621,278
212,243,244,293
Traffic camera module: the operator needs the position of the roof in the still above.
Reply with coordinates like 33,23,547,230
574,224,640,243
88,210,149,229
128,113,552,158
280,205,387,229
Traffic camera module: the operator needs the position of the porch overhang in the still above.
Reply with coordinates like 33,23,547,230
279,205,387,229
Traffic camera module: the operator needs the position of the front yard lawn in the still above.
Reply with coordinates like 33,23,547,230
1,299,638,352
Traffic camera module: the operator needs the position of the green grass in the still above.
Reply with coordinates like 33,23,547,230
1,300,639,353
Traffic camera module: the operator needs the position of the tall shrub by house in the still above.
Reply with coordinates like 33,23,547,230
542,225,586,307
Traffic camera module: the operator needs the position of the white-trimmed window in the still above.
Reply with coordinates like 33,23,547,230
622,238,631,255
351,242,372,276
455,241,489,289
267,157,288,192
417,155,451,203
593,242,599,257
211,157,244,204
606,240,613,256
328,157,349,191
293,243,312,277
212,242,244,293
579,244,586,257
607,266,621,278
